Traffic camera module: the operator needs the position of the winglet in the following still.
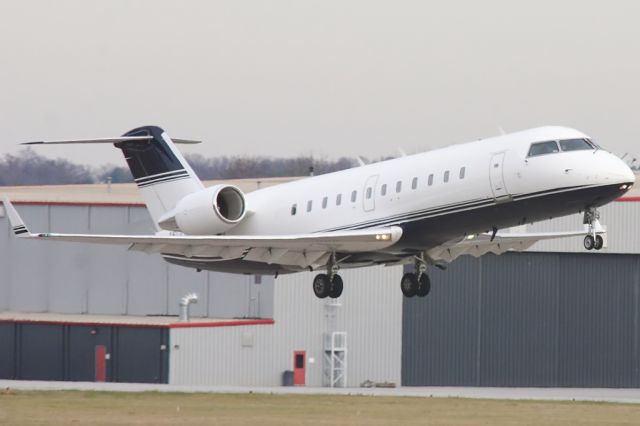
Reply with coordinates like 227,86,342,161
2,196,31,237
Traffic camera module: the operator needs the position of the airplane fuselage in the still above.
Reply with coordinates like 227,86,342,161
165,126,634,273
7,125,635,297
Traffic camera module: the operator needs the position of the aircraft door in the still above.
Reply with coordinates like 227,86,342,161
489,152,510,200
363,175,379,212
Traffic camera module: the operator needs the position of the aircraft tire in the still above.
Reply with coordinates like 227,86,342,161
416,274,431,297
583,235,595,250
329,274,344,298
594,235,604,250
313,273,331,298
401,273,418,297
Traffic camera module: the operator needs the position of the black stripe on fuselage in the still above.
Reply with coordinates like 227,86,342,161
320,184,590,232
159,182,627,273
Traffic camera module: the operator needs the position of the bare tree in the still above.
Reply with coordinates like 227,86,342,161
0,149,94,185
0,149,362,185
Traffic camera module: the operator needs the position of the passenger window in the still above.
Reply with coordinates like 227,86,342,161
428,174,433,186
307,200,313,212
444,171,449,183
351,190,357,202
381,184,387,196
322,196,328,209
366,187,372,199
396,181,402,193
336,194,342,206
459,167,466,179
528,141,560,157
291,204,297,216
559,138,595,152
411,177,418,190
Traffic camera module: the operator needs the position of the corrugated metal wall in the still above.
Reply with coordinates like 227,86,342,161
0,322,169,383
170,265,403,387
0,204,273,319
402,252,640,388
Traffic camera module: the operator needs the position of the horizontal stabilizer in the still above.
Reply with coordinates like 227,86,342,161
22,136,201,145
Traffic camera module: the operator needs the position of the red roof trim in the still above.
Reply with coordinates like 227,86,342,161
616,196,640,202
169,319,275,328
0,318,275,329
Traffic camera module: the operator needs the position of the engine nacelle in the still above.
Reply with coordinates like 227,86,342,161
168,185,247,235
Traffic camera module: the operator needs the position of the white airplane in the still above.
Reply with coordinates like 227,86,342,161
3,125,635,299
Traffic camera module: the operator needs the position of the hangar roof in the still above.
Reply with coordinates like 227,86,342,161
0,177,299,205
0,311,274,329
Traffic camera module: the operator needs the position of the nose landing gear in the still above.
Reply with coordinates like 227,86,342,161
583,208,604,251
401,254,432,298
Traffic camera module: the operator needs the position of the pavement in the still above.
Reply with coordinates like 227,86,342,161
2,380,640,404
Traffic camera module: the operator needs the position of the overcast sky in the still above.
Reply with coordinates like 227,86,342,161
1,1,639,167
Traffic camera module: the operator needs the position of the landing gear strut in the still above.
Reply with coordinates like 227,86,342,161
312,252,344,299
583,208,604,251
401,254,431,298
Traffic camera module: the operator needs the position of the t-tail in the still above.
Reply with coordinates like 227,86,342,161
22,125,204,230
115,126,203,228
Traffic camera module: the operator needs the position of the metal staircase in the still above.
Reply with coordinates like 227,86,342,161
323,298,347,387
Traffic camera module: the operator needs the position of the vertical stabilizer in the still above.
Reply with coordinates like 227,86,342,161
115,126,204,229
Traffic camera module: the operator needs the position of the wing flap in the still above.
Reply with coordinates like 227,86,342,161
428,228,603,263
26,227,402,252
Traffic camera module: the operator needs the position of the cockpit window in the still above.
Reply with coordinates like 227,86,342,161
528,141,559,157
559,138,595,152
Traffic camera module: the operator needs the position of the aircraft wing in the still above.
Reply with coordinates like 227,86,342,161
3,198,401,268
427,227,604,263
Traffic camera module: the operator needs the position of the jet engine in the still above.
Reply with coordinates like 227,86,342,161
162,185,247,235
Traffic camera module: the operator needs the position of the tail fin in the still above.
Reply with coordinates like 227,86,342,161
115,126,204,228
2,196,32,237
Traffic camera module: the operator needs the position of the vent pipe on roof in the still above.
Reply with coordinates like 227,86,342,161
179,293,199,322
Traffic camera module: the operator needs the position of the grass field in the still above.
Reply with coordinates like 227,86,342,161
1,390,639,425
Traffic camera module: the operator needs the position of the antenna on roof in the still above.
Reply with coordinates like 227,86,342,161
498,126,506,136
356,157,367,167
397,148,407,157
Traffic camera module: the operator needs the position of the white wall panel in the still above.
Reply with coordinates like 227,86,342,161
0,215,10,311
170,265,403,387
126,252,169,316
7,205,50,312
48,206,91,313
1,204,268,319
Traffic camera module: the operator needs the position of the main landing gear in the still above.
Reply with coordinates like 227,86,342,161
583,208,604,251
401,254,431,298
312,252,344,299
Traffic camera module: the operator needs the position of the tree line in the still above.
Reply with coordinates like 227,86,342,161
0,148,359,185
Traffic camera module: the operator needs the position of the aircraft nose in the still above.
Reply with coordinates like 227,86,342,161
602,152,635,188
615,155,635,183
